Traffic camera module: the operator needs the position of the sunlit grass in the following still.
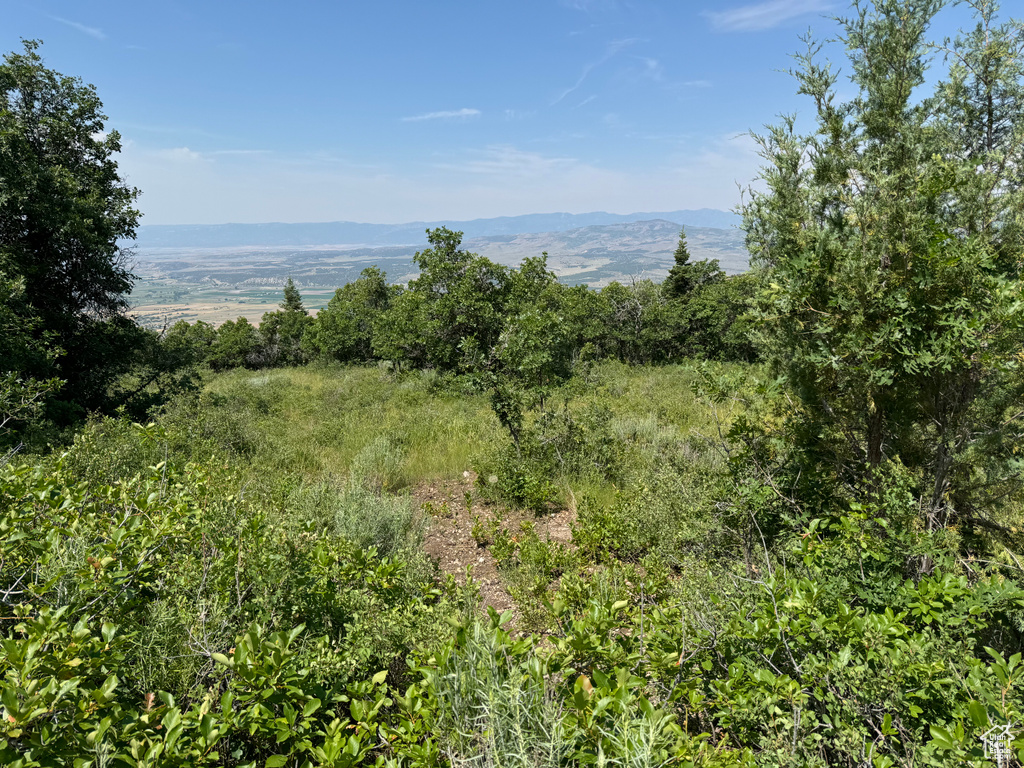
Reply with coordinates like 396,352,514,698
205,364,499,487
198,360,754,498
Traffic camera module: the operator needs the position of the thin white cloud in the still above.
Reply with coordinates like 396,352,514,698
638,57,665,83
553,37,638,105
208,149,272,156
401,108,481,122
434,146,578,178
560,0,618,11
684,79,713,88
155,147,207,163
50,16,107,40
602,112,624,129
704,0,832,32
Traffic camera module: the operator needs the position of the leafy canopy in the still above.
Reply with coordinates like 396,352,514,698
743,0,1024,531
0,40,141,417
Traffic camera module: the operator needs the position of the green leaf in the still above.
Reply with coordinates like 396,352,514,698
302,698,321,718
265,756,289,767
968,700,988,729
929,724,954,750
372,670,387,685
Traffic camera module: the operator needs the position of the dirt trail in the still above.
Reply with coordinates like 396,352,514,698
413,471,575,615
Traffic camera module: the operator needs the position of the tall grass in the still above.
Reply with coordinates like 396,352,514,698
199,364,499,486
431,619,682,768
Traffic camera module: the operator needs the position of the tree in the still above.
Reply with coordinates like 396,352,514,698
601,279,675,364
0,41,141,417
664,229,723,300
210,317,261,370
161,320,217,369
305,267,394,363
674,273,758,362
0,273,61,446
375,228,510,372
484,255,573,448
743,0,1024,533
555,284,613,364
259,278,312,366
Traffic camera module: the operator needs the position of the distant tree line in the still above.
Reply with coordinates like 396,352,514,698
168,227,757,377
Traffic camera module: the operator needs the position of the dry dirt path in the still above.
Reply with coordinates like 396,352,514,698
413,471,575,616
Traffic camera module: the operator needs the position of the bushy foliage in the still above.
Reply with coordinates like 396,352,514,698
374,228,511,373
475,400,619,512
305,267,395,363
743,0,1024,533
208,317,261,371
0,420,466,765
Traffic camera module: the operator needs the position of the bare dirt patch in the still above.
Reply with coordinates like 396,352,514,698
414,471,576,617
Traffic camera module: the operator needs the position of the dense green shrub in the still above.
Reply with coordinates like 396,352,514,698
475,401,620,513
0,423,465,765
305,267,395,363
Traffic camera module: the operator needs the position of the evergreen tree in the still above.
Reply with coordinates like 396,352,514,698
260,279,311,366
281,277,306,313
664,229,724,300
744,0,1024,531
664,230,693,299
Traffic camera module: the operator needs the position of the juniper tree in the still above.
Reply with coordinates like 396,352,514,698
260,278,312,366
744,0,1024,533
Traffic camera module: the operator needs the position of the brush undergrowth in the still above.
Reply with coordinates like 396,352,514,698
6,361,1024,766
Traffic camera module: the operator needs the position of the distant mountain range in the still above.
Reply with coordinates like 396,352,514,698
135,209,741,249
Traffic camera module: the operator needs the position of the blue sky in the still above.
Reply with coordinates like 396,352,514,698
4,0,978,225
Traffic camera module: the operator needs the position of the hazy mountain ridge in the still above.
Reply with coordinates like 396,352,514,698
135,208,742,248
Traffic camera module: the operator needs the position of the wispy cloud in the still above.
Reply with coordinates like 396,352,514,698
553,37,638,105
155,147,207,163
684,79,713,88
434,145,577,178
560,0,619,12
401,108,481,122
150,147,272,163
602,112,625,129
637,57,664,83
208,149,272,156
50,16,106,40
704,0,832,32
